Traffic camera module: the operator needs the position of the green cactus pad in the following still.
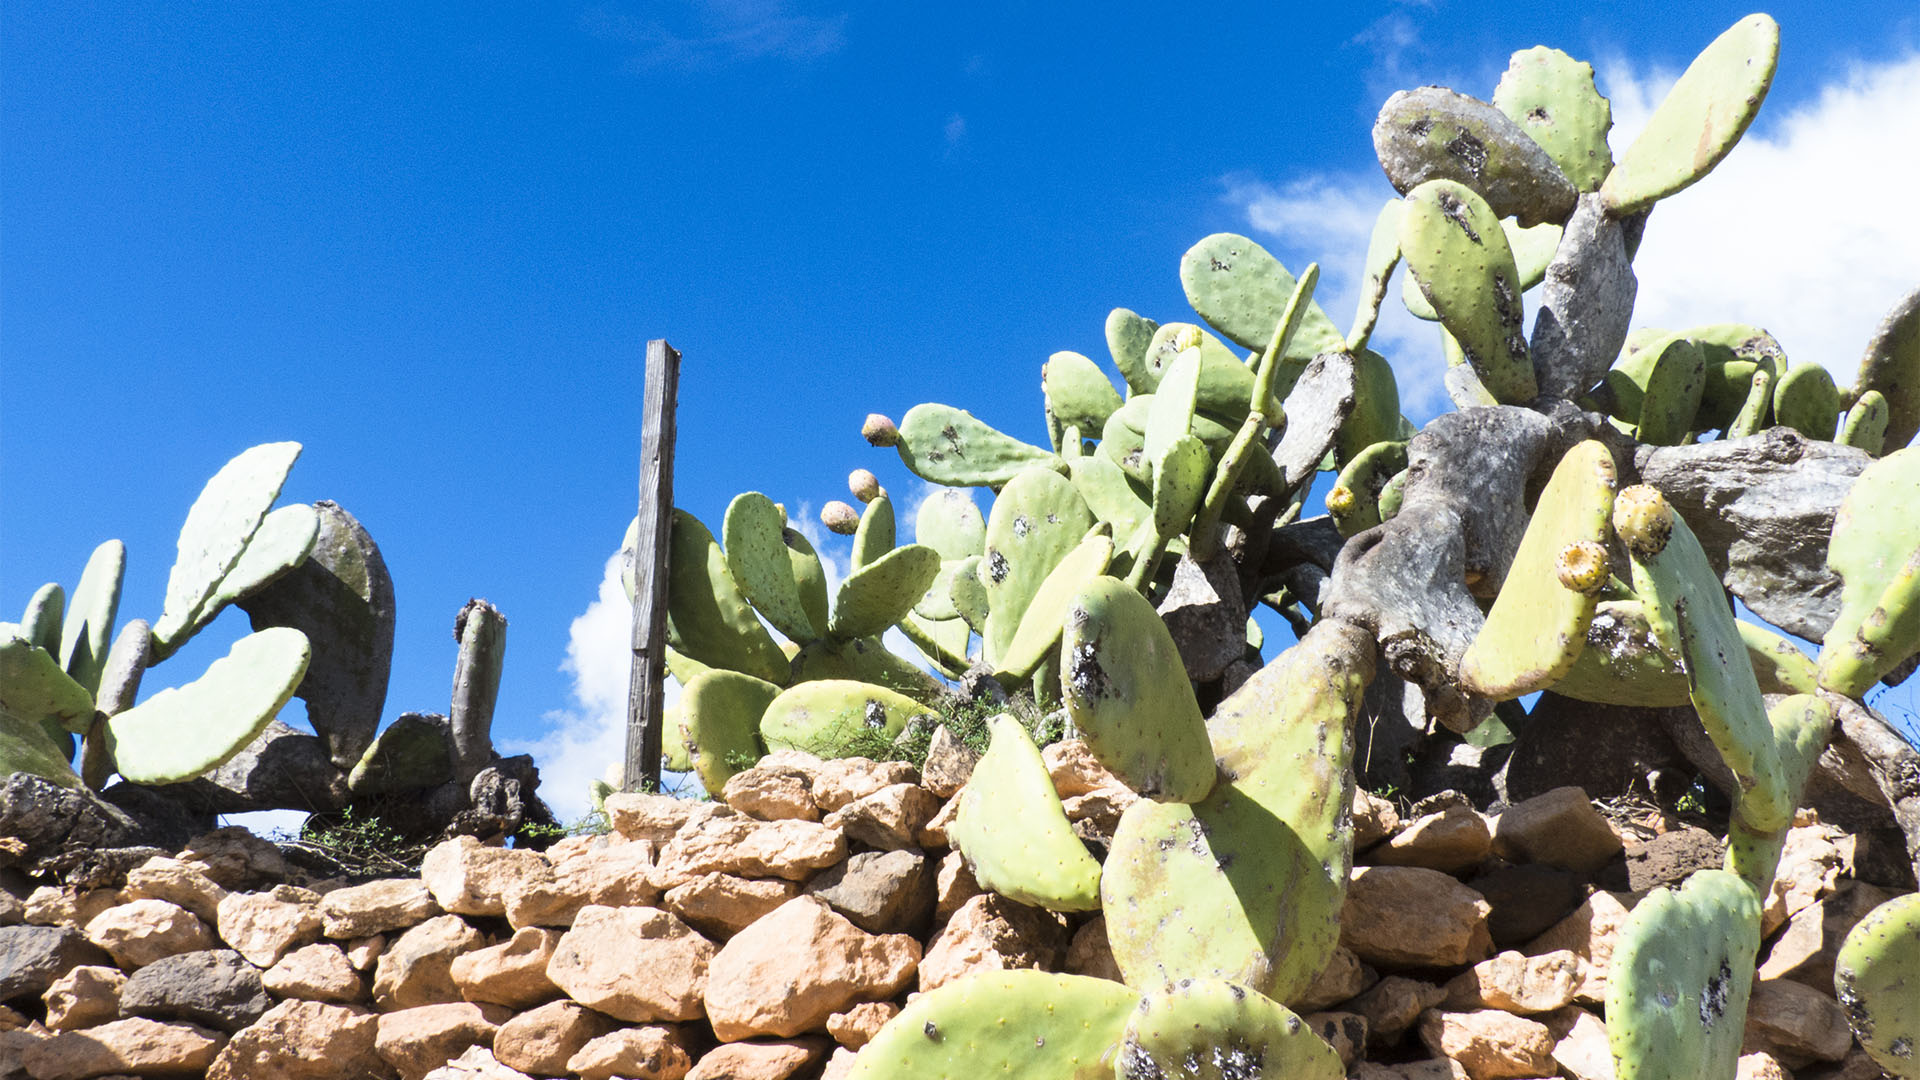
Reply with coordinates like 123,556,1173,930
450,599,506,784
759,678,932,758
1691,324,1786,429
898,613,970,679
1600,14,1779,215
1617,487,1787,832
60,540,125,697
151,442,304,660
346,712,453,795
1839,390,1891,456
894,403,1062,489
1725,694,1831,894
1818,447,1920,695
1606,869,1762,1080
0,703,84,789
1058,576,1213,801
1834,892,1920,1079
20,585,63,656
1067,456,1151,542
846,970,1138,1080
1117,978,1344,1080
914,489,987,561
1492,46,1615,193
1727,366,1775,438
1141,323,1265,421
1399,179,1538,404
1461,440,1618,699
914,560,966,622
1506,218,1563,291
1771,362,1840,441
951,712,1103,911
106,626,312,785
680,668,780,792
1044,350,1125,433
1179,233,1346,357
1401,265,1440,321
852,492,897,574
788,636,945,704
1149,435,1212,546
1348,199,1404,352
661,702,692,772
724,492,824,643
1855,287,1920,452
665,509,789,685
1103,620,1372,1001
1335,349,1402,467
1373,86,1578,227
1738,622,1820,696
947,555,991,637
187,503,322,644
1635,335,1708,446
981,468,1095,666
1100,404,1153,485
997,533,1114,681
1144,346,1202,466
1326,440,1408,537
94,619,151,718
0,631,96,736
1107,308,1164,397
829,543,942,643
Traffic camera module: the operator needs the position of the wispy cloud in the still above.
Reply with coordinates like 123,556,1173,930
582,0,847,70
944,113,968,147
1227,50,1920,420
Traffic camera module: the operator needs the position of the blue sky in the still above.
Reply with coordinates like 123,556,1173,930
6,2,1919,821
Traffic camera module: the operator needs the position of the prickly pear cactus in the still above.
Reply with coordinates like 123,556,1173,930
1398,179,1537,404
847,971,1137,1080
105,626,313,785
1834,892,1920,1079
151,441,305,660
1491,46,1613,193
1817,446,1920,696
893,403,1062,488
1606,870,1763,1080
758,679,931,758
664,509,789,686
996,532,1114,680
949,712,1102,912
1117,978,1344,1080
59,540,125,697
679,668,781,793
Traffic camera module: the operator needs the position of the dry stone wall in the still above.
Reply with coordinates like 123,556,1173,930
0,738,1909,1080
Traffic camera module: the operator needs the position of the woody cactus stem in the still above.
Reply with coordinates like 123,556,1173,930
450,598,506,786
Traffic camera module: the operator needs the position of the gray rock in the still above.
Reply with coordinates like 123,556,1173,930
804,850,934,936
920,727,979,800
0,925,111,1002
119,949,272,1032
151,720,349,815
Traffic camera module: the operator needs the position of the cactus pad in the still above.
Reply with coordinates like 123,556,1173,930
894,403,1062,488
1600,14,1779,215
1772,362,1839,441
1817,446,1920,695
851,492,897,574
680,668,780,793
1399,179,1538,404
997,533,1114,680
1605,869,1762,1080
1855,287,1920,452
1179,233,1345,357
666,509,788,684
1044,350,1125,434
1492,46,1614,193
1117,978,1344,1080
725,492,825,643
1834,892,1920,1079
152,441,304,660
106,627,312,785
1107,307,1163,396
1373,86,1577,227
0,631,95,736
759,678,931,757
1839,390,1891,456
347,712,453,795
981,468,1095,666
950,712,1103,911
847,970,1137,1080
60,540,125,697
829,543,942,643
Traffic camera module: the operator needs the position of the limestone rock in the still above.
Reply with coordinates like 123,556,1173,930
653,817,846,886
827,1002,898,1050
823,783,941,851
41,965,125,1031
1742,977,1851,1068
215,888,323,968
83,900,215,969
1290,945,1377,1013
1525,890,1638,1004
1353,790,1402,851
920,726,979,799
373,914,488,1011
812,759,917,814
566,1025,693,1080
321,879,443,939
420,838,552,918
604,793,731,843
804,850,934,935
918,893,1068,991
123,857,228,923
723,763,820,822
1542,1006,1613,1080
1417,1009,1557,1080
1490,787,1622,872
207,999,390,1080
1737,1051,1793,1080
449,926,563,1009
492,999,618,1076
1443,949,1582,1014
422,1045,533,1080
1040,739,1122,798
20,1016,224,1080
1342,866,1493,968
264,942,365,1002
687,1037,829,1080
1348,976,1445,1049
375,1002,510,1080
1372,803,1492,874
1763,822,1854,936
177,827,289,890
1758,880,1896,989
663,874,801,939
1064,915,1122,983
705,896,920,1040
347,933,386,971
932,850,982,924
119,949,271,1032
546,906,712,1022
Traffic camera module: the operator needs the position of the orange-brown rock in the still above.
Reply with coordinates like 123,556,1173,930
566,1025,693,1080
1490,787,1621,872
492,1000,618,1076
1416,1009,1556,1080
653,817,846,886
264,942,365,1002
663,874,802,939
1742,977,1851,1068
42,965,126,1031
376,1002,511,1080
546,905,712,1022
20,1016,224,1080
1342,866,1493,968
1372,803,1492,873
420,838,553,918
918,893,1068,991
705,896,920,1040
1443,949,1582,1014
321,879,443,939
449,926,564,1009
373,914,488,1010
723,762,821,822
83,900,215,969
687,1037,830,1080
123,857,228,923
215,888,324,968
827,1001,899,1049
1290,945,1376,1013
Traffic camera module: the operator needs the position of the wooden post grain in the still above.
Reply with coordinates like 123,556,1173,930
625,339,680,793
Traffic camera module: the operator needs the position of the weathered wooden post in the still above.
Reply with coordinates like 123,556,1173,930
624,339,680,793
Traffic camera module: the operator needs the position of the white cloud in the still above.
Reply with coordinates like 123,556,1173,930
944,114,967,146
1228,51,1920,417
582,0,847,70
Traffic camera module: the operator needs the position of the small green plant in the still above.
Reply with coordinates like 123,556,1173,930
284,805,431,877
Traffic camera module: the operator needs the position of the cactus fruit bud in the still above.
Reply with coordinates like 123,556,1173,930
1614,484,1674,557
1326,484,1357,517
848,469,882,503
1171,324,1202,352
1556,540,1610,593
821,501,860,535
862,413,899,447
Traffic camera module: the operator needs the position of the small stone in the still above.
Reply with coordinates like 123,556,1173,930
821,1046,858,1080
1737,1051,1793,1080
0,925,111,1001
264,942,364,1002
706,896,920,1040
918,893,1068,991
827,1002,898,1049
1490,787,1622,872
654,817,847,886
84,899,215,969
1040,740,1122,798
422,1044,532,1079
663,874,801,939
566,1025,693,1080
207,999,387,1080
123,857,229,923
492,1000,618,1076
1417,1009,1556,1080
25,886,115,928
1525,890,1639,1004
1742,977,1851,1068
1443,949,1582,1014
1342,866,1493,969
320,879,443,939
920,726,979,799
933,850,982,924
1758,880,1897,990
1763,823,1854,936
687,1037,829,1080
449,927,563,1009
604,792,731,843
215,889,323,968
178,827,289,890
1064,915,1122,983
373,914,488,1011
1290,945,1377,1013
546,906,712,1022
347,934,386,971
0,1003,21,1029
804,850,934,935
1061,788,1137,847
421,838,553,918
1468,863,1584,947
1353,790,1402,852
812,758,917,813
41,965,125,1031
20,1017,224,1080
919,791,961,849
823,784,941,851
723,763,821,822
1304,1011,1368,1067
1372,803,1492,874
1347,976,1445,1049
0,892,20,928
1542,1006,1612,1080
376,1002,511,1080
119,949,271,1032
